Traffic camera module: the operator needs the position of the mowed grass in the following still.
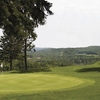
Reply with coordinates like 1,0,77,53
0,62,100,100
0,74,88,93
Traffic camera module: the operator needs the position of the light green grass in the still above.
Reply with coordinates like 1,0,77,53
0,73,94,93
0,63,100,100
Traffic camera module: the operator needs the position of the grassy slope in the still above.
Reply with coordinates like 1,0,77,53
0,63,100,100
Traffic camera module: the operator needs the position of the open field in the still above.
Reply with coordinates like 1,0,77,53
0,63,100,100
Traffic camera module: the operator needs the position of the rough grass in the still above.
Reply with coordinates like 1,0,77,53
0,62,100,100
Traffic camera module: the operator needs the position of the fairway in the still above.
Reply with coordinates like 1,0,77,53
0,73,95,93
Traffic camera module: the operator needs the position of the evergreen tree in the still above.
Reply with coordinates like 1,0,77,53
0,34,23,70
0,0,53,70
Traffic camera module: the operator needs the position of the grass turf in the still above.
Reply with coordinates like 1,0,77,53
0,74,94,93
0,63,100,100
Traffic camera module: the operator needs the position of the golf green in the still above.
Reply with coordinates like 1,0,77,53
0,73,95,93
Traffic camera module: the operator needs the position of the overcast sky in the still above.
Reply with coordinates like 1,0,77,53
34,0,100,48
1,0,100,48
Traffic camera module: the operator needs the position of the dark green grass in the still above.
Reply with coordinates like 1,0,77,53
0,63,100,100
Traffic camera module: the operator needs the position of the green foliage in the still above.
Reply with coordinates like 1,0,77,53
0,34,24,70
0,35,23,60
0,62,9,71
15,60,25,70
32,61,49,69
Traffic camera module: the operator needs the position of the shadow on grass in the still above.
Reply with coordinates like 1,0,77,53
10,68,51,74
76,67,100,73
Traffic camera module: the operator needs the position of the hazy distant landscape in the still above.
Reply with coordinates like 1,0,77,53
27,46,100,67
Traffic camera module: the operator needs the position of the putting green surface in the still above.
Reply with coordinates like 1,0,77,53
0,73,95,93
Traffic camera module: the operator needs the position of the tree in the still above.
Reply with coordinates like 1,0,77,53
18,0,53,70
23,34,37,70
0,34,24,70
0,0,53,70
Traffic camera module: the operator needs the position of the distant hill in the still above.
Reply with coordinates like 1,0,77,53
75,46,100,55
28,46,100,66
32,46,100,56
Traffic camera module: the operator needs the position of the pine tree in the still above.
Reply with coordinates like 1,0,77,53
0,0,53,70
0,34,23,70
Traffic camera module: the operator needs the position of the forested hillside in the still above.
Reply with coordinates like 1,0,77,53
27,46,100,67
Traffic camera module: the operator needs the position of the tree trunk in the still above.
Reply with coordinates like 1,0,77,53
24,39,28,70
10,53,13,70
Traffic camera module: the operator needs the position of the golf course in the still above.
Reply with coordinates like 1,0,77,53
1,0,100,99
0,62,100,100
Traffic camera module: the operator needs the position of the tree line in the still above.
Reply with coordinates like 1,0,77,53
29,47,100,67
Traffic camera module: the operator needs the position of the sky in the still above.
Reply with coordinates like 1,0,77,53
1,0,100,48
